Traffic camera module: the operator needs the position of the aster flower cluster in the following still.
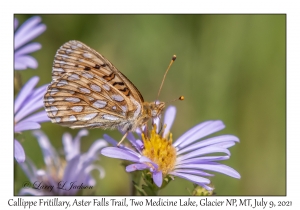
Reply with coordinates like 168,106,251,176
101,106,240,194
14,16,46,70
19,130,107,195
14,16,108,196
14,16,48,163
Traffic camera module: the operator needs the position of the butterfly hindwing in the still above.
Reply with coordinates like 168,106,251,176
44,71,136,127
45,40,147,129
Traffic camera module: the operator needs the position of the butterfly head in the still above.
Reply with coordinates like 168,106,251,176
149,101,166,118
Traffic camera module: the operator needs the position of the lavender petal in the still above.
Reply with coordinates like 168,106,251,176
19,188,47,196
177,156,230,165
176,146,230,162
15,96,44,122
103,134,118,146
62,133,74,161
163,106,176,137
172,169,214,177
176,120,225,149
213,141,237,149
14,55,38,70
198,183,214,191
126,163,148,172
169,171,210,184
14,140,25,163
103,135,140,155
176,135,239,155
153,171,163,187
29,83,47,100
153,117,160,133
175,163,241,179
73,129,88,154
15,42,41,56
15,121,40,132
101,147,140,162
15,83,47,121
18,158,38,183
173,121,214,147
62,155,81,181
139,156,158,170
84,140,108,163
85,164,106,179
62,155,82,195
15,16,46,49
15,76,39,113
21,111,49,123
125,132,140,151
33,130,60,168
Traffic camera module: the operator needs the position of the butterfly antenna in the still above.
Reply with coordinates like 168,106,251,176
156,55,177,101
165,96,185,105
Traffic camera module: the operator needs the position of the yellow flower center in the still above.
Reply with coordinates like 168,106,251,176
141,125,177,176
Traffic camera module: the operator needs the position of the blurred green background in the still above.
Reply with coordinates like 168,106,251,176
14,14,285,196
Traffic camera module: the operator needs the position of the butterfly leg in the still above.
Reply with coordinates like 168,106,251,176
117,131,128,147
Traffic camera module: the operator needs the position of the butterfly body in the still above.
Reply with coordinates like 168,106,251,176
44,40,165,132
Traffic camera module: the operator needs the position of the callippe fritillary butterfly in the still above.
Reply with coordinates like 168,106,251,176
44,40,180,144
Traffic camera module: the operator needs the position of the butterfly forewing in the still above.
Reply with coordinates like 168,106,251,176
44,40,145,130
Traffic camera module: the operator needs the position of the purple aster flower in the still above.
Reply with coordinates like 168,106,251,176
101,106,241,191
14,16,46,70
14,76,49,163
18,129,107,195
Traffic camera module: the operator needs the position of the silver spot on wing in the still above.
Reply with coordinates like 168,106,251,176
111,94,124,102
71,106,83,112
79,87,91,94
68,74,80,81
51,106,58,116
93,100,107,109
90,84,101,92
83,52,92,58
65,97,80,103
57,80,68,87
69,115,77,122
50,88,59,95
103,114,120,121
82,113,98,121
82,72,94,79
47,97,54,104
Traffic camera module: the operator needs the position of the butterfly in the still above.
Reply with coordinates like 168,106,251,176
44,40,177,144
